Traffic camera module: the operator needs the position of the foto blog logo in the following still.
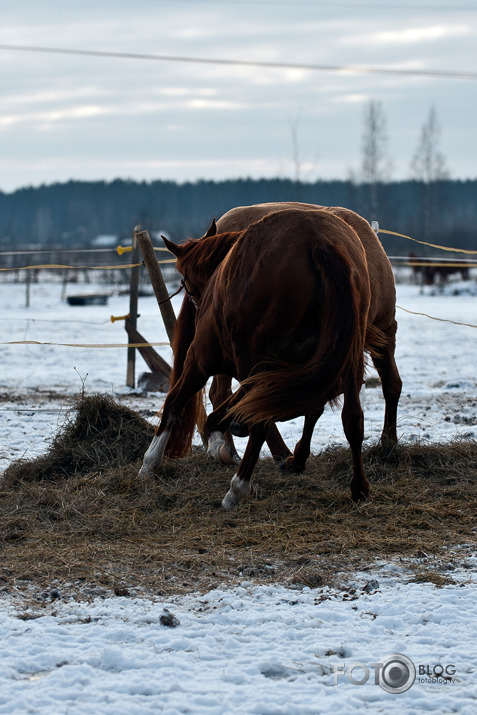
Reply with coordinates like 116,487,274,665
333,653,416,693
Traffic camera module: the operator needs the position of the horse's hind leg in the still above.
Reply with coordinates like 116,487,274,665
207,386,291,465
371,322,402,446
210,375,291,462
209,375,238,457
342,376,370,502
205,387,244,466
281,409,323,472
230,420,291,461
222,423,267,509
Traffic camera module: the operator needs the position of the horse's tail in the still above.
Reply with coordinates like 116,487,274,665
163,295,205,458
229,240,367,425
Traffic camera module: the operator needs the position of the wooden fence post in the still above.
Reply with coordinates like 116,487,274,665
134,227,207,442
126,226,141,387
25,268,31,308
135,229,176,343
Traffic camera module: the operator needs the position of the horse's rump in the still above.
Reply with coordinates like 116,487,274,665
217,202,396,340
214,209,371,424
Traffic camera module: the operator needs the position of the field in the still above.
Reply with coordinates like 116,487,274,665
1,278,477,590
0,277,476,712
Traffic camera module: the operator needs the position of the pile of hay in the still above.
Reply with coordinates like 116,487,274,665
1,395,476,597
4,394,154,483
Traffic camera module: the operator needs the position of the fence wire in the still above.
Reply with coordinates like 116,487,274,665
1,227,476,347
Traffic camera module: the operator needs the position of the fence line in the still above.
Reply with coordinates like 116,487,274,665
3,340,171,348
379,229,477,255
0,258,176,272
1,229,476,272
396,306,477,329
2,257,475,273
0,247,170,257
1,225,477,350
4,303,477,350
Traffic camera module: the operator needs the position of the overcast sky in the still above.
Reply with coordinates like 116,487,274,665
1,0,476,193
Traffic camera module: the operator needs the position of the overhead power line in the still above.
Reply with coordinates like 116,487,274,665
0,43,476,81
144,0,477,10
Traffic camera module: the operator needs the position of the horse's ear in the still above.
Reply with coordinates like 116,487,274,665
203,219,217,238
162,235,183,258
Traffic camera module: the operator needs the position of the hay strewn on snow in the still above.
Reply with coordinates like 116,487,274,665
1,395,476,597
4,394,155,482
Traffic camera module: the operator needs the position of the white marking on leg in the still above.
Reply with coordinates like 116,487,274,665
221,473,251,510
208,431,241,465
139,431,170,477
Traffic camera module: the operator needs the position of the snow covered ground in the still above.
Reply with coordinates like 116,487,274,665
1,559,476,714
2,279,477,470
1,277,476,713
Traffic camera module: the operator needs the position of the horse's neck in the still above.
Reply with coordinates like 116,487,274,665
200,231,241,273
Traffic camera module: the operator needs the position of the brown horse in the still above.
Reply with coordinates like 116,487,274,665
140,208,393,508
408,251,470,287
175,201,401,466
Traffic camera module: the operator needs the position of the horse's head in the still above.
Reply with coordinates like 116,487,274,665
163,219,241,305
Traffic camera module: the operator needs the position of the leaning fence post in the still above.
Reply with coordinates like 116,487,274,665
134,228,208,445
126,226,141,387
135,229,176,343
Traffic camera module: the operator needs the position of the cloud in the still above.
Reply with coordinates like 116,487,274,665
374,24,471,45
0,1,476,190
0,105,107,129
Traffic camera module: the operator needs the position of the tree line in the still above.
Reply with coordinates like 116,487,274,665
0,175,475,256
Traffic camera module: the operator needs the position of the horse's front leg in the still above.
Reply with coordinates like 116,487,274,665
139,366,208,477
222,423,267,509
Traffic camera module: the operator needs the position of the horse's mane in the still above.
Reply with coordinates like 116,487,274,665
164,231,242,458
176,231,242,279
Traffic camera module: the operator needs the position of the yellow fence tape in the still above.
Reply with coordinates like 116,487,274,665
3,340,171,348
0,258,177,272
380,229,477,255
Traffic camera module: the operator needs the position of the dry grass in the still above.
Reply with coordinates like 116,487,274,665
1,395,476,598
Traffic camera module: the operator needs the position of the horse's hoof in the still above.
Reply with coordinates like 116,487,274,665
229,421,249,438
218,442,241,466
221,474,250,509
208,432,241,466
221,489,239,510
351,488,370,503
378,441,400,465
280,456,305,473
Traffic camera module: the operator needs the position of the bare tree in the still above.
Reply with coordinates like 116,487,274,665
361,100,392,220
411,106,448,184
411,106,449,240
290,117,301,184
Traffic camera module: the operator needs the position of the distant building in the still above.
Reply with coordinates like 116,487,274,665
91,234,120,249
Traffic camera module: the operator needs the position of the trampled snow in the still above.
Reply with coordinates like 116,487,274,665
0,277,476,713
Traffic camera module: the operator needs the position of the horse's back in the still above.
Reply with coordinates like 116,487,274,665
216,208,370,327
216,202,321,232
212,208,371,414
324,207,395,330
216,202,396,333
